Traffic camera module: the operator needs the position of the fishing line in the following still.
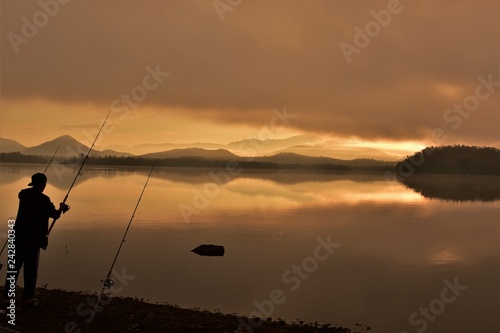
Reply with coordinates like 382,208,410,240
43,145,60,174
94,160,157,311
47,110,112,236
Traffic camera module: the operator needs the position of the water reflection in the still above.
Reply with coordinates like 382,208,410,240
0,165,498,333
3,164,499,203
400,174,500,202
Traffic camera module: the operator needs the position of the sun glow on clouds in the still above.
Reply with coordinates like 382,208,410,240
342,139,427,158
1,0,498,151
431,248,461,265
1,99,424,160
435,83,464,99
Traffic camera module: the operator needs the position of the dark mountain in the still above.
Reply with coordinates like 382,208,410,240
398,145,500,175
254,152,394,167
0,135,405,168
23,135,91,157
105,135,321,156
141,148,239,160
347,158,396,167
139,150,393,167
105,142,224,155
227,135,321,155
21,135,131,157
0,138,26,153
97,149,133,157
255,152,344,165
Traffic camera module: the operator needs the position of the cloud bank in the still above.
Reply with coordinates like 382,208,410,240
1,0,498,146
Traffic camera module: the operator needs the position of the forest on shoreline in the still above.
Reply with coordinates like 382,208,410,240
1,145,499,175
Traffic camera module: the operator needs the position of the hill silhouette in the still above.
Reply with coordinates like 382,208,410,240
398,145,499,175
397,145,500,201
141,148,239,160
23,135,90,156
2,134,396,160
0,138,26,153
0,135,395,169
256,152,392,167
9,135,131,157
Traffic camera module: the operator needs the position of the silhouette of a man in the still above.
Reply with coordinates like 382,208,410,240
2,173,69,305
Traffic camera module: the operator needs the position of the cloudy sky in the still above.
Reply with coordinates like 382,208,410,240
1,0,498,158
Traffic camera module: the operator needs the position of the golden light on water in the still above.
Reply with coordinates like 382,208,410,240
0,171,426,230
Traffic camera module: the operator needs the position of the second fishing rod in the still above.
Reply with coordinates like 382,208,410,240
94,160,157,312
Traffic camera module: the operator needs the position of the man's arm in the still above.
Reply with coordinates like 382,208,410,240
47,201,69,219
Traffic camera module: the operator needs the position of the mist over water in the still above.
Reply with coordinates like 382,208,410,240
0,164,498,333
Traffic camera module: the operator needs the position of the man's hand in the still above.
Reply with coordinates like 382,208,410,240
59,202,70,213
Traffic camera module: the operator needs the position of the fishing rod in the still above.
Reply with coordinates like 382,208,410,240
47,110,112,236
0,145,61,270
94,160,157,311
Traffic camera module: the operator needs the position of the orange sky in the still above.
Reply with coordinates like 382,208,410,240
0,0,498,158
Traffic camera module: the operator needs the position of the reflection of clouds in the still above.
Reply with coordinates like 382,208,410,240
2,169,498,333
226,178,313,202
225,178,424,209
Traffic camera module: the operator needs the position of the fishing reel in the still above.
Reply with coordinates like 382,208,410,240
101,278,114,289
60,203,70,214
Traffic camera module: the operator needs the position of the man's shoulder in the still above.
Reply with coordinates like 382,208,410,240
18,187,33,197
19,187,50,201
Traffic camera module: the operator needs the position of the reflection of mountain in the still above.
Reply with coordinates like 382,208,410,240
400,174,500,202
0,163,97,191
153,167,391,185
1,164,393,189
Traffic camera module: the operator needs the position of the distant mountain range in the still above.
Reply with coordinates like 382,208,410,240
98,134,399,161
0,138,27,152
1,135,132,158
103,135,324,156
142,148,239,160
0,135,396,167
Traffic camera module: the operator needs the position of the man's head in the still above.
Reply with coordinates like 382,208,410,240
28,173,47,191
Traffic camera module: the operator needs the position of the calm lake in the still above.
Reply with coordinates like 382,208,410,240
0,164,498,333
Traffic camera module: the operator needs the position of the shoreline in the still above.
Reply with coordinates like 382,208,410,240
0,287,356,333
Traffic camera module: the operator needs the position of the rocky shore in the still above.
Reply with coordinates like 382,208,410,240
0,287,363,333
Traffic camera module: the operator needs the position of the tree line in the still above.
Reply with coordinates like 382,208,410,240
1,153,389,171
4,145,497,174
397,145,499,175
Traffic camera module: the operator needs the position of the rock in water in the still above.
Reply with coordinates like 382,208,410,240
191,244,225,257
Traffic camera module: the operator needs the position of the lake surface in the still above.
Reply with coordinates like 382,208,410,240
0,164,498,333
